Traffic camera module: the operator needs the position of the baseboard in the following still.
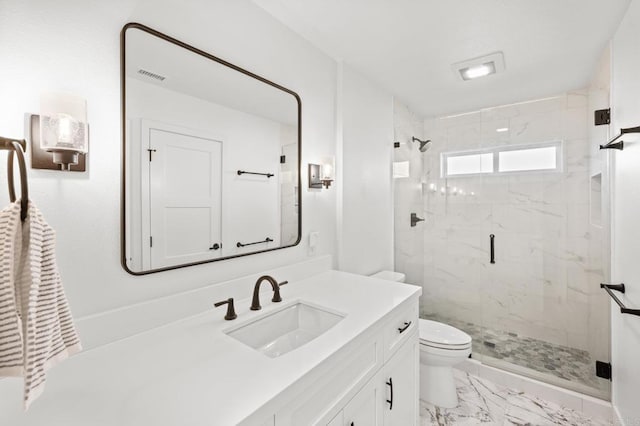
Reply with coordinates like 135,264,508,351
613,405,626,426
455,359,612,423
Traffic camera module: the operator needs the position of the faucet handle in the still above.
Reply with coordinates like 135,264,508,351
214,298,237,320
272,281,289,303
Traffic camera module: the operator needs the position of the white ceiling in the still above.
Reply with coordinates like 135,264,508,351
125,26,298,126
254,0,630,117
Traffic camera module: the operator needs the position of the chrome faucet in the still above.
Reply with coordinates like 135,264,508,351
250,275,288,310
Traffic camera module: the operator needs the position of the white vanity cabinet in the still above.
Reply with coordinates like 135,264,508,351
0,269,422,426
325,334,418,426
341,373,381,425
253,296,419,426
381,338,419,425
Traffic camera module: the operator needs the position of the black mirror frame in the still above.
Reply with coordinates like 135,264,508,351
120,22,302,275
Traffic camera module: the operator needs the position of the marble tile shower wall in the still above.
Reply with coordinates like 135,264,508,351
393,99,425,293
421,92,605,355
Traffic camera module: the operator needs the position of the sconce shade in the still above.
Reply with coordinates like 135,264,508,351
39,93,88,167
321,163,333,181
320,157,335,189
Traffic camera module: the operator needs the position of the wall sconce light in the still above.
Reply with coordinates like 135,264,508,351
27,93,88,171
320,157,334,188
308,157,335,189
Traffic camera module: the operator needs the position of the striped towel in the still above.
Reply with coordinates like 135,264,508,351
0,200,81,409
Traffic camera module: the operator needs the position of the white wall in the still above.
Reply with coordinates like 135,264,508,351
610,0,640,423
0,0,337,317
392,99,425,290
337,64,394,275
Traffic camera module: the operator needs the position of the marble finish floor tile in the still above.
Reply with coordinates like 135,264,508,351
420,370,611,425
420,371,510,425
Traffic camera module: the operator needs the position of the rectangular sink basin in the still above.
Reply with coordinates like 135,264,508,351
226,301,345,358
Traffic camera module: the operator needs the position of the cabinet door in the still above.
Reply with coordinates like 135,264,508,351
382,337,419,426
343,375,382,426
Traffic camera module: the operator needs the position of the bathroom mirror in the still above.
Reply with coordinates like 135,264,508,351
121,23,301,275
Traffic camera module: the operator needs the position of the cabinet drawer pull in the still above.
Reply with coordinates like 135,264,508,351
386,377,393,410
397,321,412,334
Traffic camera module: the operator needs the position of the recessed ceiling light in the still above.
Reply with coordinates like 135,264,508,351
452,52,505,82
460,63,496,80
496,127,509,132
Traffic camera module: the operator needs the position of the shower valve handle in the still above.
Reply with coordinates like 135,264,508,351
410,213,425,227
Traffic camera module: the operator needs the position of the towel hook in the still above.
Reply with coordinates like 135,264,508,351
3,138,29,221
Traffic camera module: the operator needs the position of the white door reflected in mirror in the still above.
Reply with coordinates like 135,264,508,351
147,125,222,269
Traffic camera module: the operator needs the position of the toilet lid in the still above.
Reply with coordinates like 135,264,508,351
419,319,472,347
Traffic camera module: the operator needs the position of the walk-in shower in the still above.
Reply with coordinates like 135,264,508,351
393,92,611,399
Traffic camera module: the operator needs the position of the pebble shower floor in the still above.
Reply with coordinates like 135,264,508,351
423,313,606,391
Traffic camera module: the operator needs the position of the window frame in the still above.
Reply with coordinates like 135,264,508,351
441,140,564,178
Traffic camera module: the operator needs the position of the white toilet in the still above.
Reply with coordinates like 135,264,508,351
370,271,473,409
418,319,471,408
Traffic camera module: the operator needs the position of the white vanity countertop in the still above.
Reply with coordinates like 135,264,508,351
0,270,420,425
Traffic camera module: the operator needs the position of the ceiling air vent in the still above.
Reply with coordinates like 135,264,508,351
137,68,166,82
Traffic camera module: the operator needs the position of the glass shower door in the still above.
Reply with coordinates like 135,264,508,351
475,95,610,399
397,92,610,400
421,111,488,346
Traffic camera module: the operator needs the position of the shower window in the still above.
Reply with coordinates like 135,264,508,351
443,152,494,176
441,140,563,178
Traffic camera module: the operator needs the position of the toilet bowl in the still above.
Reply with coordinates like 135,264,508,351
369,271,472,408
419,319,471,408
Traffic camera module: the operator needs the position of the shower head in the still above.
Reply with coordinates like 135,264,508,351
412,136,431,152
